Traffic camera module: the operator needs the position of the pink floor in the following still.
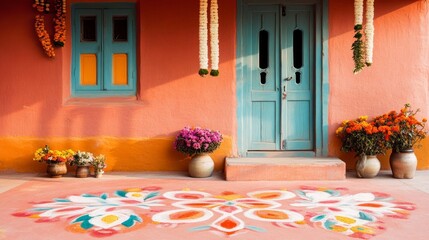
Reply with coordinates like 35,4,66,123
0,171,428,240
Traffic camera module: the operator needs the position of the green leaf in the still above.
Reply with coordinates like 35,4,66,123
354,24,363,31
198,69,209,76
210,69,219,76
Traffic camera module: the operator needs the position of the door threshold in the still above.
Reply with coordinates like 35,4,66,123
246,151,316,158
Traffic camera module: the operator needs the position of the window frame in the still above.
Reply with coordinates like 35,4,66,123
71,3,137,97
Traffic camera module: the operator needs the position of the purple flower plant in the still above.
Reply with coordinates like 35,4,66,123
174,127,223,156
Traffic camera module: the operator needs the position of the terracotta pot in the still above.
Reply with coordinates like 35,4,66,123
46,162,67,178
95,169,104,178
356,155,380,178
76,166,90,178
390,149,417,179
188,154,214,178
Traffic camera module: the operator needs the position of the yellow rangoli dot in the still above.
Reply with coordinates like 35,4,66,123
101,215,119,224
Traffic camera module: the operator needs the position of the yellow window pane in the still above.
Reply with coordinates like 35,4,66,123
113,53,128,85
80,54,97,86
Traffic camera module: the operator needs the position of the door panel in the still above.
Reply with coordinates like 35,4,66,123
281,6,314,150
251,101,277,149
247,5,281,150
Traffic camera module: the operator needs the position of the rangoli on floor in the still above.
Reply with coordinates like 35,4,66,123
12,186,415,239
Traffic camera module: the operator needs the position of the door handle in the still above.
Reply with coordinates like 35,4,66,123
284,76,293,81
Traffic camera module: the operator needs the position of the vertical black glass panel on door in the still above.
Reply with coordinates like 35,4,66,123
293,29,303,84
293,29,303,69
259,30,269,84
81,16,97,42
113,16,128,42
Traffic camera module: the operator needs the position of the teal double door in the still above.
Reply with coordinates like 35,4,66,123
242,3,316,153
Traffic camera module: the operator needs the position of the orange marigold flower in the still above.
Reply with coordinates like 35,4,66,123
365,126,373,135
392,125,400,132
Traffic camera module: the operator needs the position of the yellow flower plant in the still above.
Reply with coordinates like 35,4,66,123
33,145,75,164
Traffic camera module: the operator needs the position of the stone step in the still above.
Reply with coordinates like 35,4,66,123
225,157,346,181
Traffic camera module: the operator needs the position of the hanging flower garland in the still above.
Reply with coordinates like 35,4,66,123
352,0,375,74
199,0,220,77
199,0,209,76
352,0,365,73
53,0,67,47
209,0,219,76
365,0,374,66
32,0,66,58
35,15,55,58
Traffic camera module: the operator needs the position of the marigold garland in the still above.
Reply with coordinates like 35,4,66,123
35,15,55,58
33,0,66,58
53,0,66,47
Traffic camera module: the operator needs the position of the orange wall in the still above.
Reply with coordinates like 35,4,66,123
0,0,236,172
0,0,428,173
328,0,429,169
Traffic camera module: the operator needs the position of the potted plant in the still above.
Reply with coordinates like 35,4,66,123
92,154,106,178
33,145,75,178
374,104,427,178
336,116,390,178
174,126,223,177
69,151,94,178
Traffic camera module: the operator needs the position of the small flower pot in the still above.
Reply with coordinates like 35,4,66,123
46,162,67,178
188,154,214,178
95,169,104,178
76,166,90,178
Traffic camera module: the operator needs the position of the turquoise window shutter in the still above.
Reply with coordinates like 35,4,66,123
71,3,136,97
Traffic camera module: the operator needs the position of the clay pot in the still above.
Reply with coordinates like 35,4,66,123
188,154,214,178
76,166,90,178
356,155,380,178
390,149,417,179
95,169,104,178
46,162,67,178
